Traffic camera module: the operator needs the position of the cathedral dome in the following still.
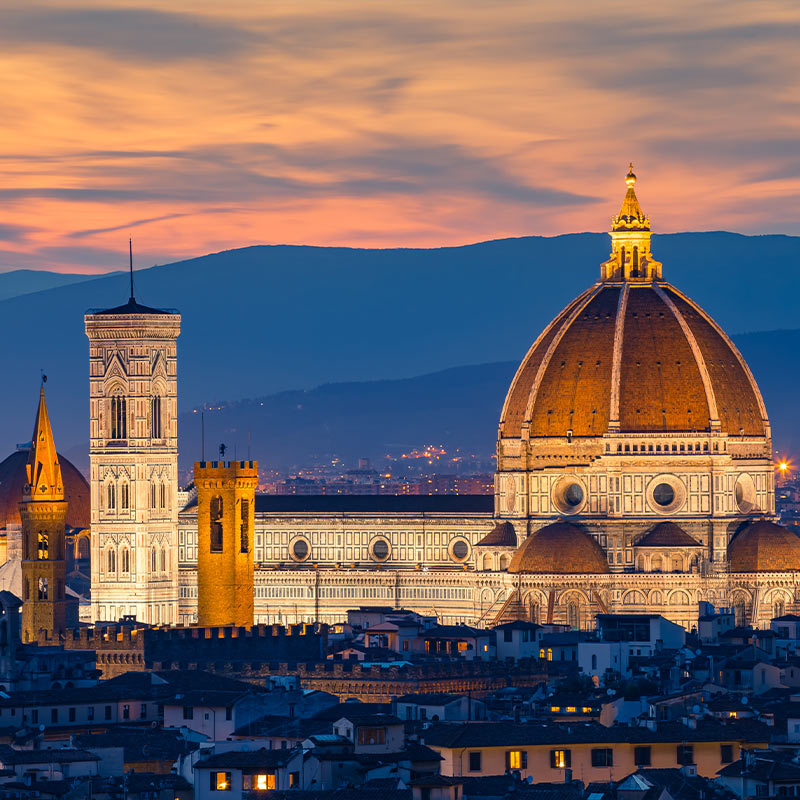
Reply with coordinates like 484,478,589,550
508,521,610,574
0,449,89,530
499,171,768,442
727,520,800,573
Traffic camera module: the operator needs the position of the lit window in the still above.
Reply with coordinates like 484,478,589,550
582,706,593,713
211,771,231,791
506,750,527,769
547,648,553,661
539,648,546,659
551,749,570,769
550,706,560,713
255,774,275,790
566,706,577,713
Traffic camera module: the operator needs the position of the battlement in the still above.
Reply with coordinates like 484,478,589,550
195,460,258,478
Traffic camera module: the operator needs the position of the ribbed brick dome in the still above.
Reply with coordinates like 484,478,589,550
508,522,610,574
499,283,767,439
499,169,768,443
728,520,800,573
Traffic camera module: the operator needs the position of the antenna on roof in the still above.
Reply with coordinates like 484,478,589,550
128,238,135,302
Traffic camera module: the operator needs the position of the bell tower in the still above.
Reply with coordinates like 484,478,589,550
195,460,258,627
19,385,68,642
85,279,180,626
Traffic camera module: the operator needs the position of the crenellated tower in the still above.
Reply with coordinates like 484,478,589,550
195,460,257,627
85,285,180,625
19,386,68,641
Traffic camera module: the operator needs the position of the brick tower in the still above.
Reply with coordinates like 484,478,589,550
19,385,68,642
195,460,258,627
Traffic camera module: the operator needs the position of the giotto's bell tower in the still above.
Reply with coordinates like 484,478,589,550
85,276,180,625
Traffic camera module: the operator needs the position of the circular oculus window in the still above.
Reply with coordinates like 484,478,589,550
290,538,310,561
646,475,686,514
450,539,470,562
552,476,587,514
370,538,391,562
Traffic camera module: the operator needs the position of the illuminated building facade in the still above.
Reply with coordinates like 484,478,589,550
102,169,800,631
85,293,181,625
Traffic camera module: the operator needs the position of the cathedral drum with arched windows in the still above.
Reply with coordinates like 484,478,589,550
490,167,797,627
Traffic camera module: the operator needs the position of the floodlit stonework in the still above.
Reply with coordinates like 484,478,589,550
97,169,799,633
85,295,180,625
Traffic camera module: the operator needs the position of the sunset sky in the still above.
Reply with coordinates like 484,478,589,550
2,0,800,274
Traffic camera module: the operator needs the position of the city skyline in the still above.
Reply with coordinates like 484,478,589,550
1,1,800,274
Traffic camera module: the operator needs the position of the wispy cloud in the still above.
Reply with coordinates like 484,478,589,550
1,0,799,272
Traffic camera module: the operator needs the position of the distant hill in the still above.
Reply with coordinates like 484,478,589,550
3,232,799,466
0,269,122,302
162,334,799,475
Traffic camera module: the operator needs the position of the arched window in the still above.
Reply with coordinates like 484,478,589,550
636,555,645,571
150,483,157,509
651,555,663,573
632,246,639,274
734,599,747,627
121,483,129,510
499,554,509,570
38,576,48,600
160,547,166,572
37,530,49,560
566,602,580,629
160,482,166,509
151,548,157,572
151,395,162,439
240,499,250,553
210,496,223,552
107,483,116,510
107,548,116,574
121,548,130,574
110,393,127,440
671,554,683,572
774,599,786,619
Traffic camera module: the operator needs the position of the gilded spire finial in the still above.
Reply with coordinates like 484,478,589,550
600,165,662,282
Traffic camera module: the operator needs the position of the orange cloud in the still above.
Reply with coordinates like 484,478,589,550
1,0,800,273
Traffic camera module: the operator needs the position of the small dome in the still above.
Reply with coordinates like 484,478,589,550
475,521,517,548
636,522,701,548
728,520,800,572
508,521,610,575
0,449,89,530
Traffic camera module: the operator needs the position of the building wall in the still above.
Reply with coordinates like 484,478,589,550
434,738,762,781
85,310,180,625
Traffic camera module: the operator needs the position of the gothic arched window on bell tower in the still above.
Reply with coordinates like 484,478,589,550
107,548,116,574
37,530,48,560
121,547,130,574
107,483,116,511
38,576,48,600
110,393,127,440
151,395,162,439
121,483,129,510
210,495,223,552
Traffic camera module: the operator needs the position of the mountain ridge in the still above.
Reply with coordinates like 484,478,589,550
3,231,798,465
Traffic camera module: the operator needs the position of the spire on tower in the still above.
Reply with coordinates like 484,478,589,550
612,162,650,232
24,384,64,504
